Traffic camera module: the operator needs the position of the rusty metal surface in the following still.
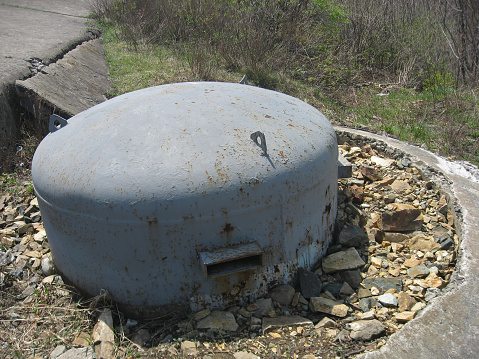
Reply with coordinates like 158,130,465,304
32,82,338,313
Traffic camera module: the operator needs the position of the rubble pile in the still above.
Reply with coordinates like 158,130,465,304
0,138,458,358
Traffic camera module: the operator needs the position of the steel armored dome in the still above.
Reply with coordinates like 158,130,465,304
32,82,338,316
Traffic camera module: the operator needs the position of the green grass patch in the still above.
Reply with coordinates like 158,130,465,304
101,25,189,97
333,86,478,164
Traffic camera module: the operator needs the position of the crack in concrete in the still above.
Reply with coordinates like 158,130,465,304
0,2,90,18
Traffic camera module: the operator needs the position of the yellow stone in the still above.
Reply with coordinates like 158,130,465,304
419,273,447,289
371,257,383,268
396,311,416,322
73,332,91,346
24,250,42,258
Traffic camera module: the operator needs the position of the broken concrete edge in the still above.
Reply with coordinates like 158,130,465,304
1,29,100,87
0,83,22,165
334,126,479,358
15,37,112,127
30,28,101,69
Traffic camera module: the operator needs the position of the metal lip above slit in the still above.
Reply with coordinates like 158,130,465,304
199,241,264,278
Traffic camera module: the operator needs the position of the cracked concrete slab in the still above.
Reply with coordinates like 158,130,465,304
16,38,111,131
0,0,95,85
0,0,96,168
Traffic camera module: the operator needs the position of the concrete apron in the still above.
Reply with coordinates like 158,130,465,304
334,126,479,359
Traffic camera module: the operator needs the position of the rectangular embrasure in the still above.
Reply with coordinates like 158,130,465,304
199,242,264,277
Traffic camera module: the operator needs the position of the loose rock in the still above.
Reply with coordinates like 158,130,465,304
92,308,115,359
338,225,368,247
381,205,423,232
322,247,365,273
407,264,430,278
409,234,441,252
309,297,349,317
41,255,55,276
348,320,386,341
363,277,402,295
197,311,239,332
340,269,363,289
395,311,416,322
269,284,295,306
181,340,198,356
56,347,95,359
298,268,322,299
233,352,260,359
397,292,416,312
50,345,67,359
384,232,409,243
361,164,382,181
377,293,398,307
262,316,313,333
130,329,151,348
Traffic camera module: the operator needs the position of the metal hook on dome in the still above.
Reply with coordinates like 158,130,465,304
49,114,68,133
250,131,267,154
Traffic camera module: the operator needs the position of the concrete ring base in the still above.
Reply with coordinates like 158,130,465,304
334,126,479,359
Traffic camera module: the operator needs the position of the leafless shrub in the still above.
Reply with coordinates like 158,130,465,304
91,0,343,87
91,0,477,89
440,0,479,86
339,0,453,86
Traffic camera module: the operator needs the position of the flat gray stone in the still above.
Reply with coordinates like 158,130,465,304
371,155,394,168
322,247,366,273
250,298,275,318
298,268,322,299
348,320,386,341
56,347,95,359
339,225,368,247
340,282,355,296
358,297,377,312
377,293,398,307
309,297,349,317
262,315,313,333
41,256,55,276
0,250,13,266
234,352,260,359
269,284,295,306
340,269,363,289
407,264,430,278
50,345,67,359
197,311,238,332
363,277,403,295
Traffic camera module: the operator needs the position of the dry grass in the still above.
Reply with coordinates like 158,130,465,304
0,280,92,358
